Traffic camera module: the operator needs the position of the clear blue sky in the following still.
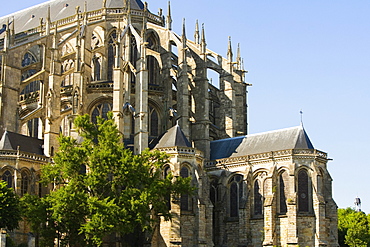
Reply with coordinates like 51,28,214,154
1,0,369,212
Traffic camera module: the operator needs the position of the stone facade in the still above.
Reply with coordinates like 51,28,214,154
0,0,338,246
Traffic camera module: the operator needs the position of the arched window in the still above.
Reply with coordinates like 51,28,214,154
279,171,289,214
210,179,218,206
61,59,75,87
27,118,39,138
147,55,159,85
298,170,310,213
180,166,191,211
149,106,159,137
164,166,171,210
130,35,138,71
229,174,243,217
60,115,72,136
254,180,263,215
2,170,12,188
91,102,113,124
22,52,37,67
20,70,41,102
107,31,117,81
21,171,29,196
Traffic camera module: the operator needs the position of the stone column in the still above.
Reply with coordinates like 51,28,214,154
191,62,210,159
287,172,298,245
0,53,21,135
134,38,148,154
44,33,61,156
112,28,124,136
177,44,190,139
263,177,276,246
219,72,236,138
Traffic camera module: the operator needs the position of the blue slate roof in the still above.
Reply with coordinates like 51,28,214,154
0,131,44,155
210,125,314,160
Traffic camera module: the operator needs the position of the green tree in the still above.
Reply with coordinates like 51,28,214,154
0,180,21,231
23,113,192,246
338,207,370,247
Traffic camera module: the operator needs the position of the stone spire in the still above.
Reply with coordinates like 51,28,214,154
182,18,186,46
46,5,51,35
227,36,233,62
201,23,206,54
194,20,200,45
236,43,242,70
127,0,131,24
166,1,172,30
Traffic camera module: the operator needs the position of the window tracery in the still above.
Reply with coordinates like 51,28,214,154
61,59,75,87
2,170,12,188
27,118,39,138
164,166,171,210
229,174,243,217
107,30,117,81
298,169,311,213
22,52,37,67
21,170,29,196
180,165,191,211
91,102,113,124
91,32,102,50
61,44,73,57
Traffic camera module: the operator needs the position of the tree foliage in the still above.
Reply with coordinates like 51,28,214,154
22,113,192,246
338,207,370,247
0,180,21,231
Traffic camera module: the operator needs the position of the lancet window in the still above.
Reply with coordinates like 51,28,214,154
180,165,191,211
21,170,29,196
107,30,117,81
229,174,243,217
254,179,263,215
279,171,289,214
298,169,311,213
164,166,171,210
27,118,39,138
149,106,159,137
91,102,113,124
61,59,75,87
2,170,12,188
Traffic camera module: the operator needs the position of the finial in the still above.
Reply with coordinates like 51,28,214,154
182,18,186,43
300,109,303,126
47,5,51,22
126,0,131,24
227,36,233,62
237,43,241,70
201,23,207,53
194,20,199,44
103,0,107,8
166,1,172,30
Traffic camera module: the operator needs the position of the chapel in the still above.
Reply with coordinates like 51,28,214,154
0,0,338,246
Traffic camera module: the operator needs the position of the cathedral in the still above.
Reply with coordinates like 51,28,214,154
0,0,338,246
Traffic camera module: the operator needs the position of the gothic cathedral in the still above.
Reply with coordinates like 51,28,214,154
0,0,338,246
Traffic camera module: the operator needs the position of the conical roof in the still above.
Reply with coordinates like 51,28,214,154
154,124,191,149
210,125,314,160
0,0,145,34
